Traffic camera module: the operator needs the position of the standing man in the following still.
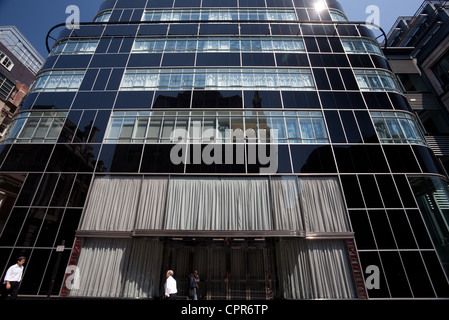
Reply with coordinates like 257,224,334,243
164,270,177,300
188,270,200,300
1,256,26,300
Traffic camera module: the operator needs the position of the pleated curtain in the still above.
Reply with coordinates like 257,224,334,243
70,238,163,298
270,176,303,231
275,239,357,299
164,177,273,230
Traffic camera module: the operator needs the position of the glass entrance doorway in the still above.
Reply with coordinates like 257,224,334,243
161,238,276,300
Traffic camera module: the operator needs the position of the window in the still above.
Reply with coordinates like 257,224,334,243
341,38,383,56
0,73,15,100
31,70,85,93
354,69,403,93
133,36,305,53
329,9,348,21
371,111,427,145
120,68,314,91
50,39,99,55
104,110,328,144
1,111,67,143
94,10,112,23
0,51,14,71
142,8,297,22
431,50,449,91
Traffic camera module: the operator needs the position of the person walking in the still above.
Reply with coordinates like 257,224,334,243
164,270,177,300
1,256,26,300
188,270,200,300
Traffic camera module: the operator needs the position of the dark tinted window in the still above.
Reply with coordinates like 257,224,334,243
244,91,282,108
282,91,321,108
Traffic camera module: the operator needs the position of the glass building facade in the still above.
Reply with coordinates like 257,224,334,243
0,0,448,300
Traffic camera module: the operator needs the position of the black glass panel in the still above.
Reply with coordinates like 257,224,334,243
246,144,291,174
46,144,100,173
358,175,383,208
316,37,331,52
276,53,309,66
118,0,147,8
19,93,38,111
67,174,92,208
138,25,168,36
349,210,376,249
115,91,154,109
313,68,331,90
55,209,83,246
169,24,198,35
369,210,396,249
72,92,117,109
334,145,389,173
153,91,191,108
31,92,76,110
15,208,47,247
90,110,111,143
163,53,195,66
394,175,416,208
200,24,239,35
50,174,76,207
354,111,378,143
358,251,389,298
289,145,336,173
348,54,374,68
98,144,143,172
406,210,433,249
412,145,445,175
400,251,435,297
54,55,91,69
202,0,237,7
186,144,246,173
339,69,359,90
239,0,265,7
421,251,449,297
242,53,275,66
371,55,390,70
192,91,243,108
363,92,393,109
375,175,402,208
93,69,112,91
340,175,364,209
267,0,293,7
282,91,320,108
320,92,365,109
340,111,362,143
387,210,417,249
270,24,300,35
383,145,421,173
324,111,345,143
389,93,411,111
15,174,42,206
0,208,28,246
196,53,240,66
58,111,80,143
90,54,129,68
326,69,345,90
106,69,125,90
32,173,59,207
240,24,270,35
127,53,162,67
19,249,52,295
1,144,53,172
175,0,201,7
328,37,344,52
107,38,124,53
140,144,185,173
40,249,72,296
304,37,319,52
243,91,282,108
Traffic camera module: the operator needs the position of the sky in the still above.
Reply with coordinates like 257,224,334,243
0,0,427,59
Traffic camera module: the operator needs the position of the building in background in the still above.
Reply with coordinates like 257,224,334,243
0,0,448,300
0,26,43,138
386,1,449,171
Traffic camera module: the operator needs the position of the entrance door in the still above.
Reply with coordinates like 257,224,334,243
162,239,275,300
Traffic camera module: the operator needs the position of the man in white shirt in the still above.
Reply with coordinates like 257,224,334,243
1,256,26,300
164,270,177,300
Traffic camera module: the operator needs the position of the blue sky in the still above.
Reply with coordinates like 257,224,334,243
0,0,427,58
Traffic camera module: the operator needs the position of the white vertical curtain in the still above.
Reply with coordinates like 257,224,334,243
135,177,168,230
70,238,131,297
270,176,303,231
122,239,163,298
80,177,141,231
164,177,273,230
69,238,163,298
276,239,357,299
298,177,351,233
